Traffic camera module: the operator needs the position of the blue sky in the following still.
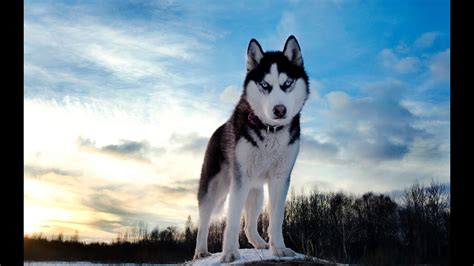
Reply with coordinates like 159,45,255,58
24,0,450,242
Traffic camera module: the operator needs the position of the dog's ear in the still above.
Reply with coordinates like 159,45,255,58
247,39,264,72
283,35,303,67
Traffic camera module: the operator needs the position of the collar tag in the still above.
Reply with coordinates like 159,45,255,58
266,125,270,134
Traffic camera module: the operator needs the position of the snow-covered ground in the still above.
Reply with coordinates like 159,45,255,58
24,263,174,266
24,249,337,265
186,248,334,265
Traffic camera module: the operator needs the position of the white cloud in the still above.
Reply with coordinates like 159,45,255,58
378,49,398,68
219,85,241,104
292,75,450,195
394,56,421,74
24,93,227,240
429,48,450,82
24,9,218,98
298,135,340,164
378,49,420,74
400,99,449,119
277,12,299,38
414,31,439,49
314,80,431,161
84,44,170,80
308,79,322,101
415,48,450,91
326,91,349,109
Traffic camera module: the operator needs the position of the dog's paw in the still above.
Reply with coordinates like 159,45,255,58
220,249,241,262
247,233,269,249
250,239,269,249
193,251,211,260
271,246,296,257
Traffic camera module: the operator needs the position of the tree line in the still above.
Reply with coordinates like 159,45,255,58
24,180,449,264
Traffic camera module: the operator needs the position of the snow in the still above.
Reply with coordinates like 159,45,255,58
24,249,338,265
24,263,174,266
186,248,335,265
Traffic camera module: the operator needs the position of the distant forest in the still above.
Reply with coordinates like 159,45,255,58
24,180,449,264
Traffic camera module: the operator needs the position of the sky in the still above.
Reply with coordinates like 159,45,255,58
24,0,450,242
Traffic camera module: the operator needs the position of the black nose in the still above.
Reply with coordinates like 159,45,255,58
273,104,287,118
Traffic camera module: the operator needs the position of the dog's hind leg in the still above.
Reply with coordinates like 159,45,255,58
193,194,215,259
194,171,230,260
244,187,269,249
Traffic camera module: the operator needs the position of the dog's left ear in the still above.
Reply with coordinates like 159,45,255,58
283,35,303,67
247,39,264,72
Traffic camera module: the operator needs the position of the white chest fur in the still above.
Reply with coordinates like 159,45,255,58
235,129,299,184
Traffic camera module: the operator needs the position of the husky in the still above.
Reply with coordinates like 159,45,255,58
193,35,309,262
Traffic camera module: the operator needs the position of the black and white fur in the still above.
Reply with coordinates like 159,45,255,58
194,36,309,262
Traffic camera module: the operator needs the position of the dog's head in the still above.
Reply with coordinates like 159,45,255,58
243,35,309,127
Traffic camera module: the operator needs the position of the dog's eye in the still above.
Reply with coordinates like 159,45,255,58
280,79,294,91
284,79,293,87
260,81,270,89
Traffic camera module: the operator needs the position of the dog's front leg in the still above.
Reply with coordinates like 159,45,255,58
220,180,250,263
268,175,296,257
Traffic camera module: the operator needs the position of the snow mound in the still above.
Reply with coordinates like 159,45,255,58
186,248,335,265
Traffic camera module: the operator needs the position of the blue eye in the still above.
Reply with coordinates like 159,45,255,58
284,79,293,87
260,81,270,88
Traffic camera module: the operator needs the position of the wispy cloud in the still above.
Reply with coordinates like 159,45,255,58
414,31,439,49
428,49,450,83
293,73,449,194
378,49,421,74
77,137,164,163
327,79,432,161
24,2,220,103
299,135,340,164
413,48,450,92
169,133,209,155
24,165,82,179
154,184,197,197
219,85,241,105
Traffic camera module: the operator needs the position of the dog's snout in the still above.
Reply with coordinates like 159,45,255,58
273,104,287,119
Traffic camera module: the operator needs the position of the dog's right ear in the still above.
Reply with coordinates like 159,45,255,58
247,39,264,72
283,35,303,67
